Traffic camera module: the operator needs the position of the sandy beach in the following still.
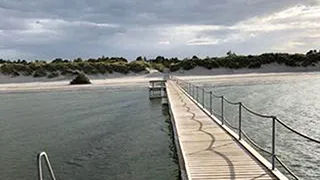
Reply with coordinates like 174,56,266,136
1,64,320,92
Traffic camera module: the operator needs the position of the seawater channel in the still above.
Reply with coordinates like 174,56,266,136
0,84,178,180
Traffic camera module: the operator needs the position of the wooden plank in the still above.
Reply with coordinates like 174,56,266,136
166,81,282,180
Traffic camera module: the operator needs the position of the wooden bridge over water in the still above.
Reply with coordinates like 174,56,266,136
150,79,288,180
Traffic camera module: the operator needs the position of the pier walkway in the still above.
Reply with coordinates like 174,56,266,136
166,80,280,180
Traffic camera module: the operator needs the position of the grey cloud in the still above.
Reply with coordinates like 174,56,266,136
1,0,317,25
0,0,319,60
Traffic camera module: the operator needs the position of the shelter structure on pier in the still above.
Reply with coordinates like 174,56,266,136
149,80,167,99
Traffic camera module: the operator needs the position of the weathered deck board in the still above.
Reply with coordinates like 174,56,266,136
166,81,278,180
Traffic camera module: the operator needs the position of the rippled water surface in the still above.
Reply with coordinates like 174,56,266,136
0,85,178,180
191,73,320,180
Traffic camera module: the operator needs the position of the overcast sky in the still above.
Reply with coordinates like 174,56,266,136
0,0,320,60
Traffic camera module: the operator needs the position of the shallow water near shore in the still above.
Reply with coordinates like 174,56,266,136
0,85,178,180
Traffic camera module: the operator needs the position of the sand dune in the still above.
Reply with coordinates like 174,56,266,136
1,64,320,92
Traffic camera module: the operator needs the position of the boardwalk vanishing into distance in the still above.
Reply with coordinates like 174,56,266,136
166,80,286,180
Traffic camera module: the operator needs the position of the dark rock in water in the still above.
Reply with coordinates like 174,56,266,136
70,73,91,85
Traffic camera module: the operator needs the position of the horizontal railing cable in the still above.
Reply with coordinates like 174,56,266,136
241,131,272,155
211,93,223,98
212,111,222,118
276,118,320,143
241,104,275,119
275,156,299,180
223,118,239,130
223,97,240,106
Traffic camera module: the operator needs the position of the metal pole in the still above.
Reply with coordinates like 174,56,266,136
191,84,193,97
192,85,194,98
38,152,56,180
210,91,212,115
272,117,276,170
196,86,199,102
202,88,205,108
238,102,242,140
221,96,224,125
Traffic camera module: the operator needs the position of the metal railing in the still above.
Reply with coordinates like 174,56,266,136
37,152,56,180
173,77,320,180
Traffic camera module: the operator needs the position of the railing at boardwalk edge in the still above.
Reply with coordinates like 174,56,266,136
172,77,320,180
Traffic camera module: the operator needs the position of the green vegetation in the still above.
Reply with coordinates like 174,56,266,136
146,50,320,71
70,73,91,85
0,57,142,77
1,50,320,78
47,71,60,79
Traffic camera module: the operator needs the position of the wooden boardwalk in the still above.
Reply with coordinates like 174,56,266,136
166,81,279,180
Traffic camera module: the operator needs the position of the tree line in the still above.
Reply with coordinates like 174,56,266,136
0,50,319,78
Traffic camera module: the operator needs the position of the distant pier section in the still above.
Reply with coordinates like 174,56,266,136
148,80,167,99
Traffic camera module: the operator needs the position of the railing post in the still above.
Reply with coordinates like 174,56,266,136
238,102,242,140
202,87,205,107
192,85,194,98
272,117,276,170
221,96,224,125
192,85,196,98
196,86,199,102
209,91,212,115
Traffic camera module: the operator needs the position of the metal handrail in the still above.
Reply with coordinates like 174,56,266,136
211,111,222,118
241,104,275,119
211,93,223,98
276,117,320,143
223,97,240,106
241,131,272,155
275,156,299,180
223,117,239,130
37,152,56,180
173,76,320,180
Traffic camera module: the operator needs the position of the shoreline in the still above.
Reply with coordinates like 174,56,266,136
1,65,320,92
